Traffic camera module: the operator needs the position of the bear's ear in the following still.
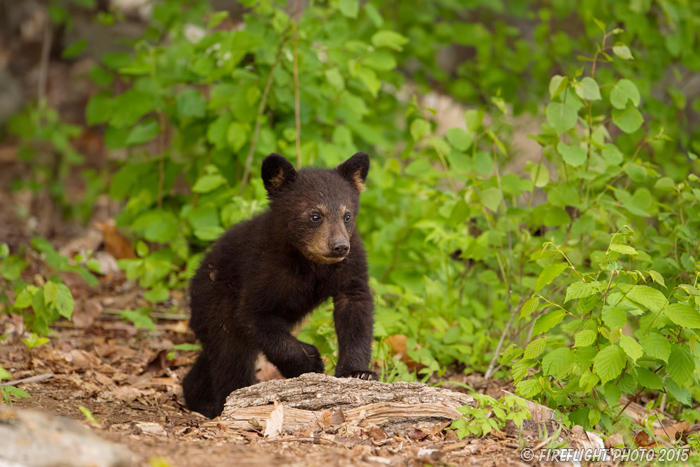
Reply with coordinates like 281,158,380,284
262,153,297,193
336,152,369,193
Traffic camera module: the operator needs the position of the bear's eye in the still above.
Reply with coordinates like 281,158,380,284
344,214,351,223
310,213,322,222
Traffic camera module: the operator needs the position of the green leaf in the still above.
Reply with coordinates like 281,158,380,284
325,68,345,91
640,333,670,363
357,68,380,97
524,338,546,360
532,309,566,336
126,119,160,146
565,281,604,302
593,345,626,384
613,44,633,60
177,88,207,118
110,90,154,128
524,161,549,187
410,119,430,141
54,283,74,319
666,379,691,405
626,285,667,312
542,347,573,377
43,282,58,305
516,379,542,398
548,75,569,99
62,39,87,58
635,367,664,390
610,79,640,109
448,200,470,226
612,105,644,134
579,370,599,392
364,3,383,28
619,335,643,363
371,30,408,51
647,270,665,288
574,330,597,348
85,93,113,125
577,77,601,100
479,187,502,212
546,101,578,134
520,297,540,319
227,122,248,152
663,303,700,328
464,110,483,132
120,309,156,331
207,112,232,150
193,174,226,193
339,0,359,18
609,244,638,255
667,345,694,386
557,142,587,167
602,306,627,328
446,128,472,151
131,210,178,243
536,263,568,292
207,11,228,28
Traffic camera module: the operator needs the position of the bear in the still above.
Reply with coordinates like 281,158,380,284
182,152,376,418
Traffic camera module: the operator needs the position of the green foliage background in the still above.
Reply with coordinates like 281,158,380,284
2,0,700,437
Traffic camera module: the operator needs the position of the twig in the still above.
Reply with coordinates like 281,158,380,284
0,373,53,387
484,297,524,381
239,28,290,195
262,437,337,445
38,24,52,102
157,112,167,209
292,20,302,169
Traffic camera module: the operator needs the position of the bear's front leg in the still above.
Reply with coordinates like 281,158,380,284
333,287,377,380
244,312,325,378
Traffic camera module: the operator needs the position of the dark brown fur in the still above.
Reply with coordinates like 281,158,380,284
182,153,375,418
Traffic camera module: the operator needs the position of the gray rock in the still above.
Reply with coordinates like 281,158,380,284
0,406,132,467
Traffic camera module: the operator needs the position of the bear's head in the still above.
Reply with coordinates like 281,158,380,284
261,153,369,264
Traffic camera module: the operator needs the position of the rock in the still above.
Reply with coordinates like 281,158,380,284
0,406,132,467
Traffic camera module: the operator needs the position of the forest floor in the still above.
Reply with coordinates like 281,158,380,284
1,308,541,467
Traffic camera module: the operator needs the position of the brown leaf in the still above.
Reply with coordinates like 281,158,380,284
112,386,145,401
64,349,100,369
408,428,428,441
368,426,388,442
654,421,690,440
330,408,345,426
635,430,656,448
94,372,114,386
72,298,103,328
263,401,284,438
94,222,135,259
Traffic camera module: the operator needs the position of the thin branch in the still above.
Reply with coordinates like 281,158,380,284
157,112,167,209
239,29,290,195
292,20,302,169
38,24,52,102
484,297,524,381
0,373,53,387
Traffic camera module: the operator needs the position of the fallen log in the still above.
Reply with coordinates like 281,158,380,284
218,373,474,436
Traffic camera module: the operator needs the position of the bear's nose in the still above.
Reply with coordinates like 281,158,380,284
332,242,349,255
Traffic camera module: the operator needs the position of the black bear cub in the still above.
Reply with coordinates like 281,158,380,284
182,152,376,418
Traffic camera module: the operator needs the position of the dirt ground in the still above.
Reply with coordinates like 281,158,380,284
1,311,540,467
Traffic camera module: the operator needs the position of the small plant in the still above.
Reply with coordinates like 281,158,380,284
0,366,30,404
79,405,99,424
167,343,201,360
1,240,98,337
449,394,531,439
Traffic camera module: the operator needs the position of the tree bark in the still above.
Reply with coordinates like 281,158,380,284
218,373,474,436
